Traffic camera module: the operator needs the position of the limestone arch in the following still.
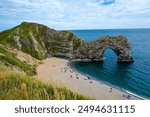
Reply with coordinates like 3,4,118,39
95,35,134,62
75,35,134,62
102,47,119,60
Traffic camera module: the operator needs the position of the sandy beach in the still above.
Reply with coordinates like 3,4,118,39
37,57,141,100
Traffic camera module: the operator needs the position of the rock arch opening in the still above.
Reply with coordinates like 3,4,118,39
103,48,118,61
76,35,134,63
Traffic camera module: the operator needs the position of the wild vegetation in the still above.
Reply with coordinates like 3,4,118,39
0,22,133,62
0,65,91,100
0,22,133,100
0,22,84,60
0,45,36,75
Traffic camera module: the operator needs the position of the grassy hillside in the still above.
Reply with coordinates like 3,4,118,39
0,22,86,60
0,22,91,100
0,22,48,60
0,44,36,75
0,65,91,100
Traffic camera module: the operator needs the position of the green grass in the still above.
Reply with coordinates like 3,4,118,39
0,22,86,60
0,28,18,47
0,22,48,60
0,45,36,75
0,65,91,100
21,45,41,60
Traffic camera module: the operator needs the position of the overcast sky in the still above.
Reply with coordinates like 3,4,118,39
0,0,150,30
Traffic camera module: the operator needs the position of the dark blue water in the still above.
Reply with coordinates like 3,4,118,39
70,29,150,99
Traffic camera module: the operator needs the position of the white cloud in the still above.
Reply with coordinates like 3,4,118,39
0,0,150,30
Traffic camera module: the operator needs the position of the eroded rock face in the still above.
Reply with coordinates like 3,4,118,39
74,35,134,62
0,22,134,63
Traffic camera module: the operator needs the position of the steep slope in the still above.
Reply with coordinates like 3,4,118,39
45,30,86,58
0,22,48,60
0,22,85,60
0,22,134,62
0,65,91,100
0,44,37,75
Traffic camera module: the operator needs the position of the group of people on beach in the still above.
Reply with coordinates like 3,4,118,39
60,66,93,83
60,65,132,100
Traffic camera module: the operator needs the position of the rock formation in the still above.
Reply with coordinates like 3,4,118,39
0,22,134,64
75,35,134,62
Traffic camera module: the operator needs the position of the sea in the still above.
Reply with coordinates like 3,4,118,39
70,29,150,99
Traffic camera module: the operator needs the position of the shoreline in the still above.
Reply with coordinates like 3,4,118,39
68,61,146,100
37,57,145,100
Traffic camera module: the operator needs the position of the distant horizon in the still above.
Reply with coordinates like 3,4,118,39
1,0,150,31
69,27,150,31
1,22,150,32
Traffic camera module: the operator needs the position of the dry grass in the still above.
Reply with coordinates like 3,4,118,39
0,65,91,100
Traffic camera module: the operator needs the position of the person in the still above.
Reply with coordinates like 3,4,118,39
110,87,112,92
127,95,131,99
87,76,91,80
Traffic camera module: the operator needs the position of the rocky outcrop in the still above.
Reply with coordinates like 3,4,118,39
75,35,134,62
0,22,134,63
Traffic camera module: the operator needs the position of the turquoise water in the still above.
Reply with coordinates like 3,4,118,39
70,29,150,99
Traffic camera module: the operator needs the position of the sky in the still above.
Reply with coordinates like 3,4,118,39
0,0,150,30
